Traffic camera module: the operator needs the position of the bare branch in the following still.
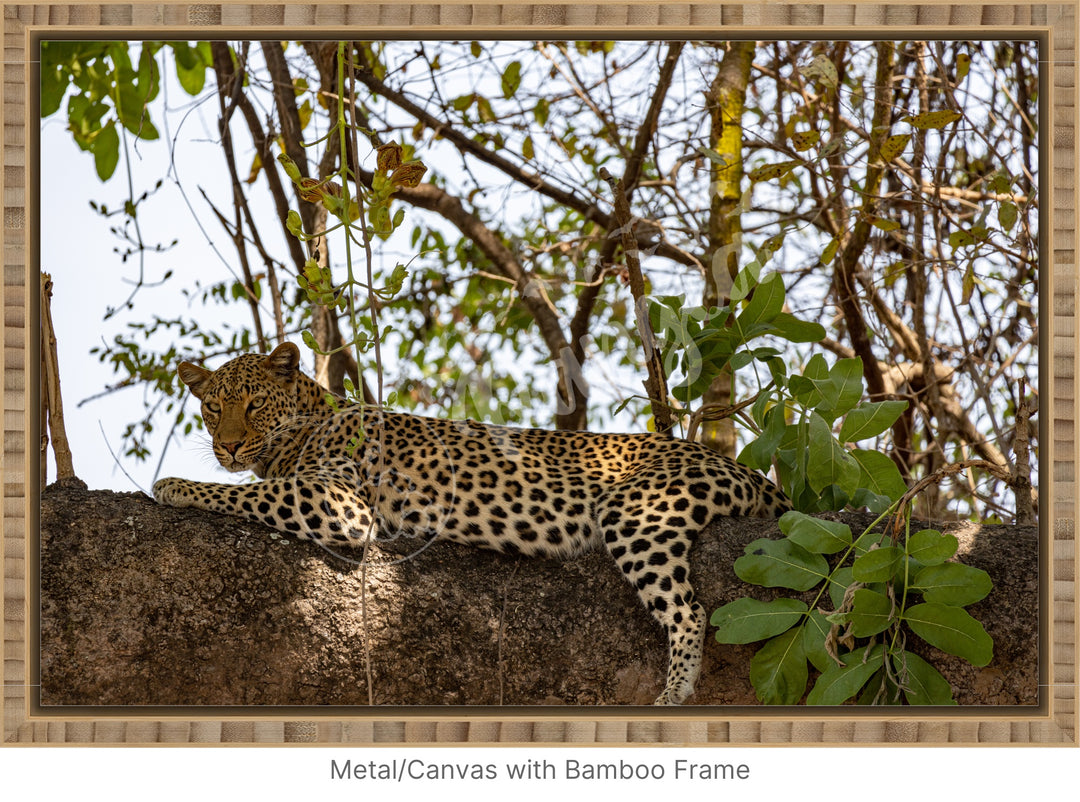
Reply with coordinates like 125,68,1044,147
570,42,686,367
600,167,673,434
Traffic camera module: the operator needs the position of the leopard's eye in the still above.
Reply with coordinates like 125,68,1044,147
248,395,267,412
204,401,221,415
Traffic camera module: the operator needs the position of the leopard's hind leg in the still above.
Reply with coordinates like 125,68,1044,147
595,471,707,705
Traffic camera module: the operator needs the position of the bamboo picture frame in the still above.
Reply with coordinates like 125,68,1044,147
2,1,1075,746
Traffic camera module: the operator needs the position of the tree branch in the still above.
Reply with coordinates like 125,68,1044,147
261,40,317,235
570,41,685,366
600,168,673,433
211,42,308,278
350,53,696,269
389,179,588,429
832,42,911,472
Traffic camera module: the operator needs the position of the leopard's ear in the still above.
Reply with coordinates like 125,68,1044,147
264,342,301,382
177,361,213,399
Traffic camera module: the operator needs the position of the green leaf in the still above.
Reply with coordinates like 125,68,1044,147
949,227,987,249
821,236,839,265
522,135,534,161
735,538,830,592
806,411,860,493
470,41,482,58
827,566,855,610
802,610,834,673
902,603,993,666
848,588,894,637
735,272,785,331
778,511,852,555
883,260,906,287
730,258,763,302
852,545,904,582
894,650,957,705
174,43,210,95
91,120,120,181
116,84,160,139
839,400,908,442
955,53,971,84
136,44,160,102
42,70,68,118
870,216,901,232
476,96,496,123
740,404,788,472
500,60,522,98
912,563,993,606
768,312,826,343
998,200,1018,232
950,229,974,249
750,627,808,705
730,346,765,373
807,645,885,705
790,354,829,407
297,98,313,131
812,484,850,513
696,145,731,167
751,388,775,429
906,529,958,566
68,95,109,148
533,97,549,126
851,488,894,515
988,173,1012,194
962,263,976,303
850,449,908,503
711,597,808,644
819,357,864,419
169,40,198,70
853,528,889,555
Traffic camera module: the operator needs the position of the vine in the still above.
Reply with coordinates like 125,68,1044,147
275,42,427,705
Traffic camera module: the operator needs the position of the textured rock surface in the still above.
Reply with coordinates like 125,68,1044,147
39,479,1038,707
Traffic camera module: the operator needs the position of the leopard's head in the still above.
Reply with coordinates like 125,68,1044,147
178,342,303,474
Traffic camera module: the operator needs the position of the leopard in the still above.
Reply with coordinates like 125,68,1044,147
153,342,790,705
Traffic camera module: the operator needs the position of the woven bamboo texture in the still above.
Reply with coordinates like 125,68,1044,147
2,1,1076,745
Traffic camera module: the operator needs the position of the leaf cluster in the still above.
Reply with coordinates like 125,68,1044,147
652,269,909,514
42,41,211,180
649,272,824,405
713,511,993,705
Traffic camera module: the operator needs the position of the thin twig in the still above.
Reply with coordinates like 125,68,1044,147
892,458,1011,537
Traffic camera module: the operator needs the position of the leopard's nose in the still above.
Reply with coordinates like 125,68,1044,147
220,440,242,456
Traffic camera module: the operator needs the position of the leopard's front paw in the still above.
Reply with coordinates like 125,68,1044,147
153,477,194,507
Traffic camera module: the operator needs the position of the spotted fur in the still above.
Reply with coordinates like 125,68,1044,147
153,342,790,704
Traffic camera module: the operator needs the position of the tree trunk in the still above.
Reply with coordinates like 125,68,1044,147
701,42,755,455
39,480,1037,707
